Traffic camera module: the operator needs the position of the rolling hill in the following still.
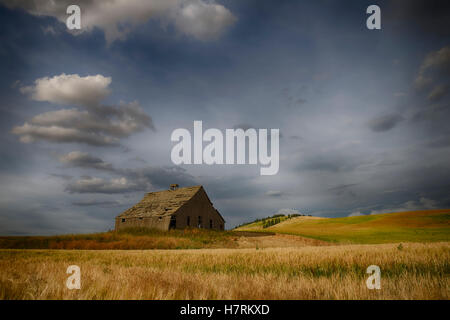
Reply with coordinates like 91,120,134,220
234,209,450,244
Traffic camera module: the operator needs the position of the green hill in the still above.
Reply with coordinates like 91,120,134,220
234,209,450,244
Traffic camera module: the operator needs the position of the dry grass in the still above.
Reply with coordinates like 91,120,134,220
0,229,327,250
0,228,243,250
234,233,329,248
0,242,448,300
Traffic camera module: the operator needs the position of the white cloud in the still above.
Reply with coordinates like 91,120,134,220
65,176,143,194
174,1,236,40
1,0,236,43
348,211,364,217
20,74,111,106
12,123,119,146
275,208,302,215
30,109,91,127
13,74,154,146
265,190,282,197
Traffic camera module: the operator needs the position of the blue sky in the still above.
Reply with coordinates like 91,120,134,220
0,0,449,234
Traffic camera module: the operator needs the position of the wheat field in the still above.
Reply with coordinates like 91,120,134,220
0,242,448,299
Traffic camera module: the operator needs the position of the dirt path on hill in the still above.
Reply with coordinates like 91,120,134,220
232,232,330,248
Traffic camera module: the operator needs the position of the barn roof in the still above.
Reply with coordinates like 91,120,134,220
117,185,203,218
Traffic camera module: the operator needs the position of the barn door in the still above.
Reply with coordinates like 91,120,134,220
169,216,176,229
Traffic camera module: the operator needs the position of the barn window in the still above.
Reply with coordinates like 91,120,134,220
187,216,190,226
139,217,143,220
121,218,125,223
198,216,202,228
210,219,213,229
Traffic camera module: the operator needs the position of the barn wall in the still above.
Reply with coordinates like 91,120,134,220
174,188,225,230
115,216,171,231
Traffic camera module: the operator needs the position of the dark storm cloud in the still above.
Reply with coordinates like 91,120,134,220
377,163,450,209
327,184,358,198
299,158,343,173
64,166,197,194
412,45,450,126
415,46,450,91
408,45,450,152
57,150,197,194
59,151,113,171
201,174,263,200
1,1,450,234
328,184,358,192
428,84,449,101
0,201,113,235
425,136,450,149
385,0,450,36
48,173,73,181
233,124,255,131
71,200,122,207
412,102,450,122
122,166,198,190
368,113,404,132
297,153,365,173
296,98,307,105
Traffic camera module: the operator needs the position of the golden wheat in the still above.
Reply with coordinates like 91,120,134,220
0,242,448,299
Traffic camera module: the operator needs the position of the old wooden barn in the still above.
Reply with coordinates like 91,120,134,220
115,185,225,231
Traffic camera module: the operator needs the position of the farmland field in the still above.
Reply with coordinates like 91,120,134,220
0,242,449,300
235,210,450,244
0,228,327,250
0,210,449,300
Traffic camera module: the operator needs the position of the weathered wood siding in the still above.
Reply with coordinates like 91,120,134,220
115,215,171,231
174,188,225,230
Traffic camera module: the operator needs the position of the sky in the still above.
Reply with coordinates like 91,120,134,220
0,0,449,235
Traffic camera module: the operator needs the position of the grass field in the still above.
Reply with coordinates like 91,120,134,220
0,228,328,250
0,242,448,299
0,228,239,250
235,209,450,244
0,210,448,300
